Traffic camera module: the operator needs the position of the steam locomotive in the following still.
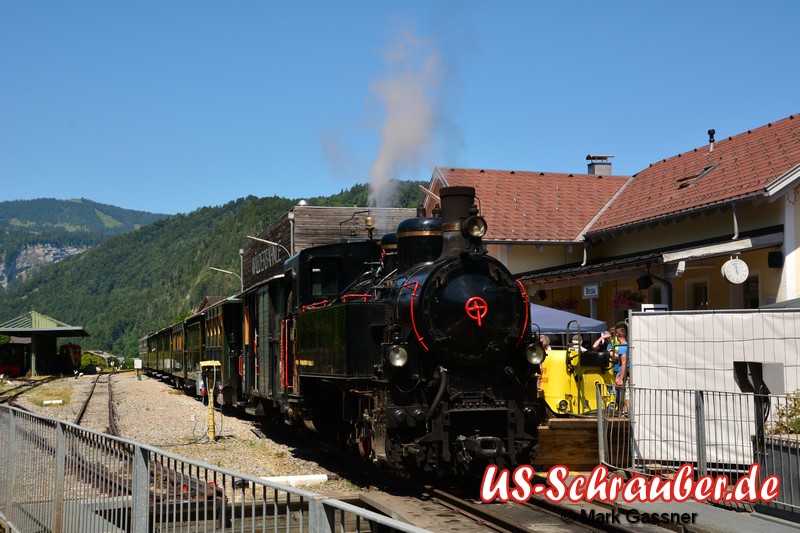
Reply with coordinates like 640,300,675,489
142,186,547,476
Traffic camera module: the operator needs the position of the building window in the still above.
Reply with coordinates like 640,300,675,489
743,276,759,309
688,281,709,310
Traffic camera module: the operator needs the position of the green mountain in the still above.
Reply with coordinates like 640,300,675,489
0,198,166,234
0,181,425,356
1,198,168,287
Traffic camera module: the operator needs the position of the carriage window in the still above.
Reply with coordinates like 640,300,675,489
310,257,342,296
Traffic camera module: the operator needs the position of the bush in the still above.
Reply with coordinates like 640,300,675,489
771,389,800,434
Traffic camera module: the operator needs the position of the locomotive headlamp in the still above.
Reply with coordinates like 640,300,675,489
386,345,409,367
461,216,487,238
525,343,546,365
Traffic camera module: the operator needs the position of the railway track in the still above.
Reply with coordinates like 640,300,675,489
359,480,647,533
74,372,120,435
244,429,650,532
0,375,58,405
4,375,662,531
6,375,653,532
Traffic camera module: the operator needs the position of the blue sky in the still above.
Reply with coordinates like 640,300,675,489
1,0,798,215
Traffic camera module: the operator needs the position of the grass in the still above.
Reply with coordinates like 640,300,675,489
28,383,74,407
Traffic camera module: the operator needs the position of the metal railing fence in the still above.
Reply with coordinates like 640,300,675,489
0,405,430,533
598,384,800,520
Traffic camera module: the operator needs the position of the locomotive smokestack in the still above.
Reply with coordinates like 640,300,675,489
439,186,485,257
439,186,475,224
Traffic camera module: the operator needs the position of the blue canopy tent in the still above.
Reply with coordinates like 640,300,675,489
760,297,800,309
529,303,608,335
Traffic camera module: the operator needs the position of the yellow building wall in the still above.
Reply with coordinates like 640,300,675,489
591,202,781,258
786,190,800,299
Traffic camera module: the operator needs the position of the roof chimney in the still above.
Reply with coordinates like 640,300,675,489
708,129,716,152
586,154,614,175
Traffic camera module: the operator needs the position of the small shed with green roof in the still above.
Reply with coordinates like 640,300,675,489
0,311,89,376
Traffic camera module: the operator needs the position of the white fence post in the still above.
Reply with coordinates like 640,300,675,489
131,443,150,533
2,410,17,524
695,390,707,476
51,421,66,533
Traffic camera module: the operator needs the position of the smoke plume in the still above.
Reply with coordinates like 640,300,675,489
368,25,442,207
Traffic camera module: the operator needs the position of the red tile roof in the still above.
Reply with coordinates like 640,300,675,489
431,167,630,242
589,114,800,234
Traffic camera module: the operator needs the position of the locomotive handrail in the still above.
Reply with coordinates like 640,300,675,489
401,281,428,351
280,318,294,390
515,279,530,347
341,293,372,302
301,300,329,312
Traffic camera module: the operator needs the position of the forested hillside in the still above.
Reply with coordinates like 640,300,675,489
0,198,166,234
0,198,168,287
0,181,425,356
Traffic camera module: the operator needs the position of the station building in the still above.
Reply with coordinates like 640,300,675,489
424,113,799,325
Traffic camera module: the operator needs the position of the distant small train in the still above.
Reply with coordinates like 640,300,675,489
0,342,81,377
59,343,83,372
141,186,548,477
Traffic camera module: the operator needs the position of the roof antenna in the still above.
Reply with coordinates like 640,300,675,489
708,129,716,152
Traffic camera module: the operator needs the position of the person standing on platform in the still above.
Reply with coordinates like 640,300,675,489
612,325,629,414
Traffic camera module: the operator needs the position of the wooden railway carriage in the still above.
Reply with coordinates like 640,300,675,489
183,313,205,392
242,274,285,415
145,326,170,376
170,323,185,379
155,326,171,376
138,336,148,369
202,297,244,405
145,334,156,373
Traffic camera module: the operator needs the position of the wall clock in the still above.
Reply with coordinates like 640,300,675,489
721,258,749,284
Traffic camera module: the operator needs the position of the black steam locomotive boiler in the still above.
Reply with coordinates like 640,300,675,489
283,186,546,476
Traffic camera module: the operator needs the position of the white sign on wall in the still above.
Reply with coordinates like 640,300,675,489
582,283,600,299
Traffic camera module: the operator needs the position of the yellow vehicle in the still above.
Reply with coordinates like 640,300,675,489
535,315,617,417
